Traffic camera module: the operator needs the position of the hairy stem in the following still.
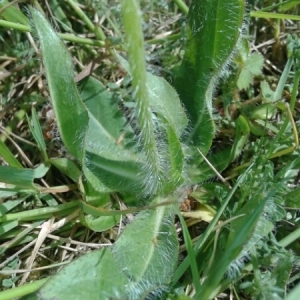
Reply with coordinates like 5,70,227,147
121,0,160,193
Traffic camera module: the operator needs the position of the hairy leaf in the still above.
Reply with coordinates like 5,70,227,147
113,200,178,298
30,248,128,300
174,0,245,150
30,8,88,161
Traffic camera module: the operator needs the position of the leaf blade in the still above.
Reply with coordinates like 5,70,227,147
30,8,88,161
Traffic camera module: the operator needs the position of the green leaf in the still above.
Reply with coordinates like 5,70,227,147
250,103,276,120
278,0,300,12
82,215,120,232
84,150,146,194
230,115,250,161
0,197,26,217
0,165,37,189
77,76,147,194
285,187,300,208
79,177,110,206
116,53,188,191
27,107,48,162
31,248,128,300
146,73,188,188
272,251,294,295
188,147,232,183
0,0,29,25
30,8,88,161
116,54,188,136
237,53,264,90
147,73,188,135
174,0,245,148
49,158,81,182
29,201,178,299
0,140,22,168
78,77,125,140
287,283,300,300
121,0,161,192
261,80,275,102
196,185,269,299
33,163,49,179
113,199,178,297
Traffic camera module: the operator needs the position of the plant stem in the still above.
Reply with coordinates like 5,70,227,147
279,226,300,248
250,11,300,21
0,19,29,31
121,0,161,194
290,71,300,112
59,33,105,46
0,20,106,47
145,32,181,45
0,201,79,222
172,0,189,14
65,0,106,41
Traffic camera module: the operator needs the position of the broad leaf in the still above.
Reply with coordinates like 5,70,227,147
30,8,88,161
78,76,148,194
146,73,188,188
237,53,264,90
113,199,178,298
28,248,128,300
78,77,125,140
82,215,121,232
173,0,245,150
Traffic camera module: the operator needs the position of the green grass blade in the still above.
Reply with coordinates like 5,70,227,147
0,201,79,223
0,220,43,254
175,206,201,293
172,163,253,285
0,166,37,190
27,107,48,162
0,197,26,217
0,220,18,237
250,11,300,21
196,189,268,299
0,278,47,300
0,0,29,25
0,140,22,168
